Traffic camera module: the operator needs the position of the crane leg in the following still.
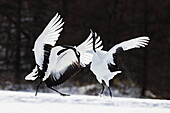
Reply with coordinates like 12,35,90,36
35,81,42,96
48,86,70,96
108,86,112,98
100,83,105,94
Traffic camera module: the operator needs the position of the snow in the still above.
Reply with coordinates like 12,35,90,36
0,90,170,113
3,83,142,97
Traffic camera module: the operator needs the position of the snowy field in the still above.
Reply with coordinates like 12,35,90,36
0,90,170,113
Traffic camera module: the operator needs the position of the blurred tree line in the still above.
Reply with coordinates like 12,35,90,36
0,0,169,99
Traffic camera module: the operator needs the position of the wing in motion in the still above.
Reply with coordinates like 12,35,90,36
76,30,103,67
104,36,150,65
45,61,81,87
44,30,104,86
33,14,64,70
33,13,64,70
25,13,64,80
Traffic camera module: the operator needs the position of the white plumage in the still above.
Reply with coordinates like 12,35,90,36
25,13,103,96
90,32,150,97
25,13,64,81
33,13,64,71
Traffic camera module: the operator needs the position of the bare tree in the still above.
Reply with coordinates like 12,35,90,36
15,0,22,84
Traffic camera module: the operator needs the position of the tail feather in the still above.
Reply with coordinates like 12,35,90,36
25,73,38,81
111,71,122,78
25,66,38,81
105,71,122,86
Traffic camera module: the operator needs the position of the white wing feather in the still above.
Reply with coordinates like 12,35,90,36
33,13,64,69
44,49,78,81
76,30,103,67
105,36,150,64
25,66,38,80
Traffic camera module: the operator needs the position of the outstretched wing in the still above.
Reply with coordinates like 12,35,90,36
45,61,81,87
33,13,64,70
104,36,150,65
44,47,81,86
76,30,103,67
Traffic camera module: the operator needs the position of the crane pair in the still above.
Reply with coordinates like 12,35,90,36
25,13,150,97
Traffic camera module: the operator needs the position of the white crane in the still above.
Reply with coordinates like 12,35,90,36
25,14,103,96
89,32,150,97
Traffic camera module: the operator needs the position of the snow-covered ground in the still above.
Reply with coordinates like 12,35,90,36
0,90,170,113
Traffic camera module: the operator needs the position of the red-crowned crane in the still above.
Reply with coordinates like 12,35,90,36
25,13,103,96
89,32,150,97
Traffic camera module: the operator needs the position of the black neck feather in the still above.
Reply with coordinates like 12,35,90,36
93,33,96,52
61,45,80,63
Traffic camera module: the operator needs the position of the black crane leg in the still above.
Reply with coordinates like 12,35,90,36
108,86,112,98
48,86,70,96
100,83,105,94
35,81,42,96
